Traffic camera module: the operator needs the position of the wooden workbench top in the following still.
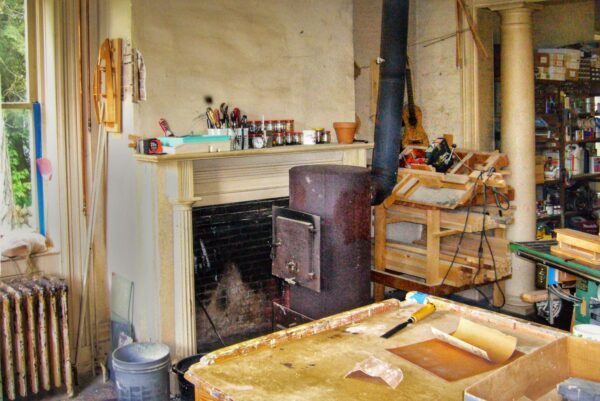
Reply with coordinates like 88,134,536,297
186,298,564,401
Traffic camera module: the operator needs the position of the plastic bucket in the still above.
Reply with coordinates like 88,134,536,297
112,342,171,401
172,354,205,401
573,324,600,341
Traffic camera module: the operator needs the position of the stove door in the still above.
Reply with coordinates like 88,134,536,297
272,207,321,292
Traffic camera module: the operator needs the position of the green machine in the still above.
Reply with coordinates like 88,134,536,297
510,240,600,325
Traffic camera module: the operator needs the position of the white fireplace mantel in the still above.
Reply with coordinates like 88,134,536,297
133,143,372,359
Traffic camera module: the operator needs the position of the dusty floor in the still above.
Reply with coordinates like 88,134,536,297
40,376,116,401
40,375,182,401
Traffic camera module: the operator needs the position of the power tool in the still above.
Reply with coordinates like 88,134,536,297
425,137,456,172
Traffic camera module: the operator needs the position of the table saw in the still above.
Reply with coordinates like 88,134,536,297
510,240,600,326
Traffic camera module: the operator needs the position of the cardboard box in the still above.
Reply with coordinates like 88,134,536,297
465,336,600,401
591,156,600,173
566,68,579,81
535,52,549,66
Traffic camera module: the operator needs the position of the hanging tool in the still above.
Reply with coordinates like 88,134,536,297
381,303,436,339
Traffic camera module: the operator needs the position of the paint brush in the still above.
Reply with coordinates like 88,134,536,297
381,303,436,339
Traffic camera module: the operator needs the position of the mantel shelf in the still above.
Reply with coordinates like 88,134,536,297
134,143,374,163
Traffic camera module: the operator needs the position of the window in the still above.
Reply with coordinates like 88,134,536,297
1,0,39,231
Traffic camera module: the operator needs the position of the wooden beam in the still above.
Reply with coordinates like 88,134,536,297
374,205,387,302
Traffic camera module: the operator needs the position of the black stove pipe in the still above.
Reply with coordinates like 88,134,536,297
371,0,410,205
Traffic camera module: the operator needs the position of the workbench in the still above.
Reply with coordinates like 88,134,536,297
510,240,600,325
185,297,564,401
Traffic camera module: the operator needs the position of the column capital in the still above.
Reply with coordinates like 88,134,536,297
478,0,542,12
170,199,195,208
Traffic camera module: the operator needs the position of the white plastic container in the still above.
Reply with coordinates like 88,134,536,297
303,130,316,145
573,324,600,341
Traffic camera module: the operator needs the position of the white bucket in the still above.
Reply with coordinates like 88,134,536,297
573,324,600,341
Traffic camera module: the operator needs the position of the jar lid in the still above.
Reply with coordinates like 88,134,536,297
314,128,324,131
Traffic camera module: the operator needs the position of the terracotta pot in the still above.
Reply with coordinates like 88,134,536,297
333,122,358,144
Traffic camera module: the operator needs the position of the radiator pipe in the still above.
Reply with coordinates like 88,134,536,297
371,0,410,205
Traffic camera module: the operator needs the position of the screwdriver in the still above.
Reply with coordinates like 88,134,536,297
381,303,436,339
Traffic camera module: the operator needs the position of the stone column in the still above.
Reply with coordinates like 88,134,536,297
493,3,540,314
172,200,196,359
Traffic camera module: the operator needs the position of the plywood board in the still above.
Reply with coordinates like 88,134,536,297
388,338,523,382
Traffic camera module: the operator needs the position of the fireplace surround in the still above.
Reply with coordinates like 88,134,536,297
133,143,372,359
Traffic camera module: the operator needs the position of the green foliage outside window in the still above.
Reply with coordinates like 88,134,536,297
1,0,33,223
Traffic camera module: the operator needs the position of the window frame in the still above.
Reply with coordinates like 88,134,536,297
1,0,42,232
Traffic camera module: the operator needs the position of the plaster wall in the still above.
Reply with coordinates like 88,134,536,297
533,0,594,48
131,0,356,137
353,0,464,146
99,0,161,342
103,0,357,346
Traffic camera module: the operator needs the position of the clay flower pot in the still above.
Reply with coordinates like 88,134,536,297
333,122,358,144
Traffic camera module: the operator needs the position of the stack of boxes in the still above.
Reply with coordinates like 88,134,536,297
535,49,582,81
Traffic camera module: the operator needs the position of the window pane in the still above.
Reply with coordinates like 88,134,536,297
1,108,33,229
0,0,28,102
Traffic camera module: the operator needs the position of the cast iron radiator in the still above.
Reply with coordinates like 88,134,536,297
0,276,73,400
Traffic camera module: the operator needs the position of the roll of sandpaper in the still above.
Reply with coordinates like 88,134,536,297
432,318,518,363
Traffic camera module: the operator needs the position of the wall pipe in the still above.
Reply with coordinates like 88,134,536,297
371,0,410,205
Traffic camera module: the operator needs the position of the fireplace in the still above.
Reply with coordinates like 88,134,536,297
132,143,371,359
192,198,288,351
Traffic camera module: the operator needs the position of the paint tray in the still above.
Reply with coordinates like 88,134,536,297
464,336,600,401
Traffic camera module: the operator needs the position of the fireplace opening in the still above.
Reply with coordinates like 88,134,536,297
192,197,289,352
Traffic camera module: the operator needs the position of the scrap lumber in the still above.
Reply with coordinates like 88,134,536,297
551,229,600,267
373,145,512,300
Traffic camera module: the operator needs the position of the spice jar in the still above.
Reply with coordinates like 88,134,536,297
273,132,284,146
320,130,331,144
285,131,293,145
314,128,325,143
293,131,302,144
285,120,294,133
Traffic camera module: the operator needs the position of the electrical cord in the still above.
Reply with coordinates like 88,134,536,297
439,170,483,287
440,168,508,309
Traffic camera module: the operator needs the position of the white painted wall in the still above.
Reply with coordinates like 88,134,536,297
103,0,357,345
131,0,356,138
533,0,594,48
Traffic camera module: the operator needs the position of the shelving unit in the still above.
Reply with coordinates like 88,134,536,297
535,79,598,232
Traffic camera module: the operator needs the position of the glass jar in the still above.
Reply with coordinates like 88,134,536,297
250,132,266,149
313,128,324,143
285,120,294,133
285,131,293,145
320,130,331,144
273,132,284,146
266,120,274,132
293,131,302,145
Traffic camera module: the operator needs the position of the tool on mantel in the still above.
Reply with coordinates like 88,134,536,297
381,303,436,339
158,118,175,137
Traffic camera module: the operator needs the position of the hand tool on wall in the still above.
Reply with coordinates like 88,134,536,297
381,303,436,339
